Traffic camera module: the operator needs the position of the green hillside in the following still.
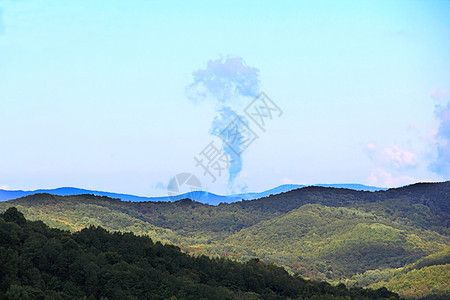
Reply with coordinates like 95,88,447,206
0,182,448,298
214,204,447,279
346,248,450,299
369,264,449,299
0,207,399,299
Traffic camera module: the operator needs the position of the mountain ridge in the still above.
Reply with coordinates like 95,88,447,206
0,183,387,204
0,181,448,298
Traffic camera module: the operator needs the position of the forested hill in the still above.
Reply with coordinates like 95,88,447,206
231,181,449,232
0,208,399,299
236,181,449,212
7,181,447,234
0,182,448,298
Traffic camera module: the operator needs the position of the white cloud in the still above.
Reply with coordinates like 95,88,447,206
367,168,417,188
365,143,377,159
0,185,9,190
281,177,295,184
429,100,450,178
365,143,377,152
430,86,449,101
381,144,419,169
423,121,440,144
186,56,260,104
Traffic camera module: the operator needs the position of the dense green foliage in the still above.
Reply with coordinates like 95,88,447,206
369,264,449,299
346,249,450,299
0,182,448,298
215,204,446,278
0,208,400,299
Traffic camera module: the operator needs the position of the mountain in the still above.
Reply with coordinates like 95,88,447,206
234,184,386,200
313,183,387,192
1,208,399,299
233,184,306,200
0,187,152,202
0,187,239,204
0,181,448,298
0,183,386,204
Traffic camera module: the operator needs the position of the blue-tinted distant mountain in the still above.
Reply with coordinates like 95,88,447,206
0,187,152,202
169,183,385,203
234,184,306,200
0,187,240,205
234,183,386,200
0,184,386,204
169,191,242,205
314,183,387,192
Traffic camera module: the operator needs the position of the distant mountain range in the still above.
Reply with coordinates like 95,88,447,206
236,183,385,200
0,184,386,204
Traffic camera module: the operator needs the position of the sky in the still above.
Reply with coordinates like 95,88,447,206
0,0,449,196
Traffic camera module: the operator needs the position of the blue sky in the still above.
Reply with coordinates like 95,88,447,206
0,0,449,196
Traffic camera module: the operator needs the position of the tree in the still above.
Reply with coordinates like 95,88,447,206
1,207,26,225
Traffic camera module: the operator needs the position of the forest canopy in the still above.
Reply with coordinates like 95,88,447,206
0,207,400,300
